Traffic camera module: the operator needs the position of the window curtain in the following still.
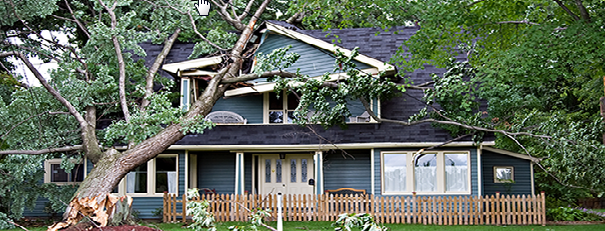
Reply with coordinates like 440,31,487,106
167,171,177,193
445,166,468,192
126,172,135,193
384,167,406,192
415,166,437,192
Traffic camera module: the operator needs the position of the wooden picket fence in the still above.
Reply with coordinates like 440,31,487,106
164,192,546,226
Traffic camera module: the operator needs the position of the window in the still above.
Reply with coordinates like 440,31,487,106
382,151,470,194
265,92,300,124
44,159,85,185
117,154,178,196
494,166,514,183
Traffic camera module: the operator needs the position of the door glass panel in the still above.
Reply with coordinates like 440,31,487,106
265,159,271,183
290,159,297,182
301,159,308,182
276,159,282,183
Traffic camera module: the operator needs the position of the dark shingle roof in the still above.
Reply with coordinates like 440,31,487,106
301,25,419,64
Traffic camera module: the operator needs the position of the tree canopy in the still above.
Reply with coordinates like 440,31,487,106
289,0,605,200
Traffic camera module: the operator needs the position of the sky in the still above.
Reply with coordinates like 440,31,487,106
7,30,69,86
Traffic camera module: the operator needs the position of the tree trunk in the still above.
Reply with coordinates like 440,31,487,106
47,1,269,229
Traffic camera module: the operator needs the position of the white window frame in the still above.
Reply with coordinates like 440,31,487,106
381,151,471,195
44,158,86,185
115,154,179,197
493,166,514,183
263,92,300,124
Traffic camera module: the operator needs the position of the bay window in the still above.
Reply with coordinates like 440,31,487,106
382,151,470,194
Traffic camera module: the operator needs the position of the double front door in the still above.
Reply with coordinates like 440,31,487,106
258,154,314,195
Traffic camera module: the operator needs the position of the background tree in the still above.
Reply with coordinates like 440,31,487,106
288,0,605,202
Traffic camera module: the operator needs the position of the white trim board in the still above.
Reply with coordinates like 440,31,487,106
265,22,395,74
162,56,223,74
481,146,541,163
168,141,495,151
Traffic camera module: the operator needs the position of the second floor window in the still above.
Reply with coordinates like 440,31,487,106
267,92,300,124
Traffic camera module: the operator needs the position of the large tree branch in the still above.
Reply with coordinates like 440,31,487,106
64,0,91,38
0,51,104,162
210,0,246,31
162,1,225,51
238,0,256,21
98,0,130,122
574,0,591,22
0,145,82,155
553,0,581,21
141,28,181,110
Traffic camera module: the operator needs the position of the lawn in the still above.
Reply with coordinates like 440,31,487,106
151,222,605,231
8,221,605,231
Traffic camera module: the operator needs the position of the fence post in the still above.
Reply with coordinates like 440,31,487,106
182,193,187,223
277,193,283,231
540,191,546,226
163,192,167,222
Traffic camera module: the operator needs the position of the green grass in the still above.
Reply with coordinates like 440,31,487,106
148,221,605,231
8,221,605,231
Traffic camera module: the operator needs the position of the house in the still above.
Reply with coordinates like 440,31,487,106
27,21,538,219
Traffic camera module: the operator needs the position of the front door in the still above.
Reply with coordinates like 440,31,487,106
258,154,314,195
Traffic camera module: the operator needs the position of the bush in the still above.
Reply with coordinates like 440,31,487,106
546,207,605,221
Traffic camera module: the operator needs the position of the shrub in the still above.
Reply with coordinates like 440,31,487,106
546,207,605,221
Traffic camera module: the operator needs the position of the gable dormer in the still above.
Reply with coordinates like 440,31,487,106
164,21,390,125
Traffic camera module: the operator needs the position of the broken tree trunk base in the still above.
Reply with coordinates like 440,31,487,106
48,194,134,231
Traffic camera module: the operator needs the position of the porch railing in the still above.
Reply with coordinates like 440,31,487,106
163,192,546,226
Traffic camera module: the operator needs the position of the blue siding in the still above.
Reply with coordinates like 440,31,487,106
212,95,264,124
373,148,478,196
22,197,52,217
245,153,253,194
255,33,372,79
482,150,533,195
195,151,236,194
323,150,372,193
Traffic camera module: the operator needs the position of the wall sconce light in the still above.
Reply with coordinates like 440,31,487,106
279,154,286,159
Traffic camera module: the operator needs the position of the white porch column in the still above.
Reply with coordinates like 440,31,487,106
235,152,245,195
180,76,190,111
314,151,324,194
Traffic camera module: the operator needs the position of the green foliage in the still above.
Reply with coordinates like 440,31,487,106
186,188,217,231
0,212,14,230
302,0,605,198
190,29,238,58
274,48,399,129
253,45,300,75
332,213,388,231
547,207,605,221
